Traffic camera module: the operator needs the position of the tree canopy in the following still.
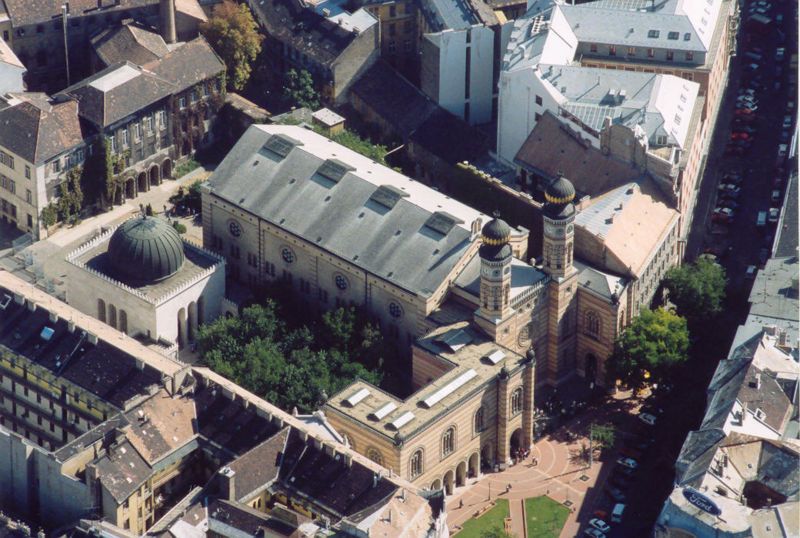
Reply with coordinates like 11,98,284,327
197,301,385,413
282,68,320,110
201,0,262,91
607,308,689,389
663,256,727,327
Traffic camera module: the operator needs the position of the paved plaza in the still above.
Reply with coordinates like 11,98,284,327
448,392,643,537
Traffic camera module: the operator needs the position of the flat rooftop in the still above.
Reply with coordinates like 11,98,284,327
326,321,526,441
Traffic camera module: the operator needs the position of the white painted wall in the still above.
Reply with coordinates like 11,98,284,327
432,25,495,125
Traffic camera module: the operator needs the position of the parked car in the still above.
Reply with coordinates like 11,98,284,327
722,172,744,184
617,457,639,469
771,190,782,203
638,413,657,426
629,436,655,452
589,519,611,533
759,248,770,266
619,446,642,459
780,130,791,143
769,208,780,223
718,199,739,210
616,464,636,477
778,144,788,159
718,184,742,196
776,47,786,61
606,486,627,502
593,510,608,520
611,474,632,489
611,503,626,523
746,265,758,279
731,132,752,141
782,115,793,129
584,529,606,538
735,107,756,115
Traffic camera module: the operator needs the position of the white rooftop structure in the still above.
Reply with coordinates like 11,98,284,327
89,64,141,92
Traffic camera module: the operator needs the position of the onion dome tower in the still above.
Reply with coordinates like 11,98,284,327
542,174,576,279
478,213,513,320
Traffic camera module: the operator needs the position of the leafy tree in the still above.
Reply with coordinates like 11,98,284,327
663,256,726,327
169,180,203,213
172,221,187,234
201,0,262,91
197,302,384,413
40,204,57,230
282,68,320,110
607,308,689,389
590,423,615,450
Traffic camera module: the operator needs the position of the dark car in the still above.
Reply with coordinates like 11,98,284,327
759,248,770,266
606,486,627,502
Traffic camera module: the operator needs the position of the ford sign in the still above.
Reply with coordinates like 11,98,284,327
683,487,722,516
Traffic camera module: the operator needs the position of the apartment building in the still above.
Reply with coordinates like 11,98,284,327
0,271,446,537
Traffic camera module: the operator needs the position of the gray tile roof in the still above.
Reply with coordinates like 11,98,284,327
91,22,170,68
207,125,486,298
95,440,152,503
3,0,155,27
573,259,627,300
0,97,87,164
144,36,225,94
59,61,175,129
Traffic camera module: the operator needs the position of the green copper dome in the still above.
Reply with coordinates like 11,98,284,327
107,216,185,283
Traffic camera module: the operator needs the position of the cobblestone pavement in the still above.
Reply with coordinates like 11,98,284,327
448,391,642,538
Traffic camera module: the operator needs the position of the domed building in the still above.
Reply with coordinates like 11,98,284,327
65,214,226,355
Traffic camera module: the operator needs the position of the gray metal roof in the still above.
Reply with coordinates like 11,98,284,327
573,259,627,300
206,125,484,298
749,257,799,325
559,4,706,52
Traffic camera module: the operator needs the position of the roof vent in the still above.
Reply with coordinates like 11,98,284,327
388,411,415,430
484,350,506,365
316,158,353,183
344,388,370,407
434,329,473,352
424,211,463,236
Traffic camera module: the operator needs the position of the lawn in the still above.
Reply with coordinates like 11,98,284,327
525,496,569,538
454,498,510,537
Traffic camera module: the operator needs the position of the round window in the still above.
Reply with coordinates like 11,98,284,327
388,302,403,319
335,274,348,290
281,247,295,264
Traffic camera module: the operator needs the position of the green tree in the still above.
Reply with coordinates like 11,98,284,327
590,423,615,450
663,256,727,327
197,302,384,413
607,308,689,389
201,0,262,91
40,204,58,230
282,68,320,110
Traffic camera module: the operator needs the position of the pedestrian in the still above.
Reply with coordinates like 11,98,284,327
459,499,463,509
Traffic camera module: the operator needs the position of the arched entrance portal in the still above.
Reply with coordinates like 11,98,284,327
430,478,442,491
456,461,467,487
443,470,455,495
161,159,172,180
137,172,148,193
585,353,598,385
149,165,160,187
468,452,480,479
510,428,523,455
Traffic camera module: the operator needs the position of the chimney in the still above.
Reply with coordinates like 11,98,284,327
219,467,236,501
160,0,176,44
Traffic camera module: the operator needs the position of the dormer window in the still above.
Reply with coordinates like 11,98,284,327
647,30,659,38
667,31,679,40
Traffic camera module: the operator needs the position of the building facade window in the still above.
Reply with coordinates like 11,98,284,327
442,427,456,458
281,247,295,263
366,447,383,465
511,388,523,415
334,274,348,290
388,301,403,318
24,165,30,179
474,407,484,433
590,43,597,53
585,310,601,339
410,449,424,479
609,46,616,56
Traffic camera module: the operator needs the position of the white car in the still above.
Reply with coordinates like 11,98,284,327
639,412,657,426
584,529,606,538
778,144,788,158
617,457,638,469
769,208,780,223
589,518,611,532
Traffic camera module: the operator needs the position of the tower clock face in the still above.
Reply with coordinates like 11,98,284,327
566,224,574,234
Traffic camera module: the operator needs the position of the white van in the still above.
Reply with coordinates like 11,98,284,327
757,211,767,227
611,503,626,523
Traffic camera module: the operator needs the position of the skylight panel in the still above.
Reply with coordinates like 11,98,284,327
667,31,679,40
369,185,409,210
262,135,298,159
421,369,478,408
344,388,370,407
647,30,659,38
316,159,353,183
369,402,397,420
485,350,506,364
389,411,415,430
435,329,473,352
424,211,464,236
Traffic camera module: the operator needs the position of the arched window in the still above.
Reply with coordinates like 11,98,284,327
585,310,601,339
97,299,106,322
474,407,484,433
442,427,456,458
511,388,523,415
410,449,424,479
119,310,128,334
108,304,117,329
366,447,383,466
